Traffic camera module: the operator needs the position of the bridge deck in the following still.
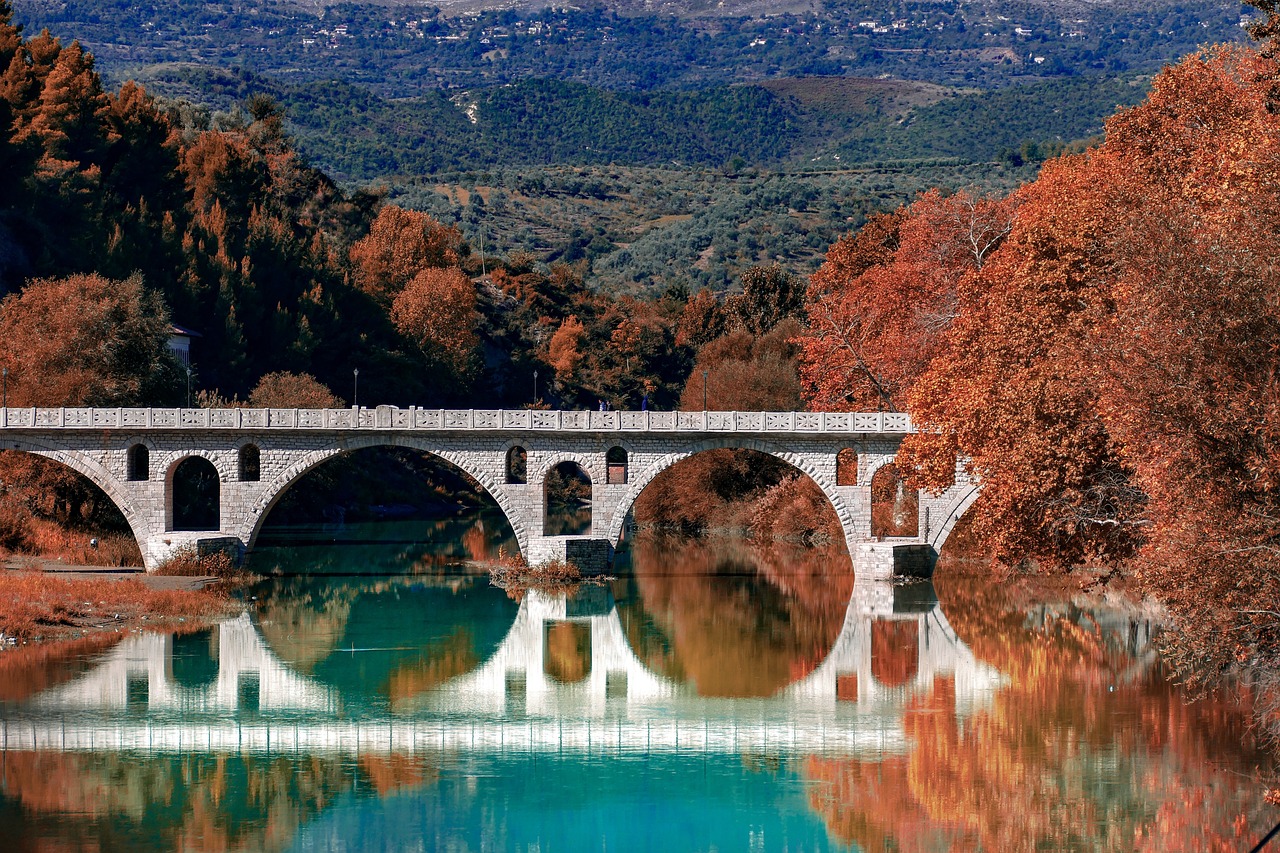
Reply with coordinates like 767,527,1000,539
0,407,914,435
0,717,905,758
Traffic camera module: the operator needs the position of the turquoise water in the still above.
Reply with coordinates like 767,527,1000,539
0,518,1275,851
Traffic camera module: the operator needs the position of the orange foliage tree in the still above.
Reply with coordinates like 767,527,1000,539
349,205,463,304
893,45,1279,663
0,272,177,407
0,273,179,532
1082,47,1280,676
896,155,1143,568
248,371,344,408
798,191,1015,412
390,266,480,385
547,314,586,389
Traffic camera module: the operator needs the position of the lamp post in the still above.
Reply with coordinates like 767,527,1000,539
533,369,538,405
353,368,359,409
185,365,192,408
3,367,7,409
702,369,708,411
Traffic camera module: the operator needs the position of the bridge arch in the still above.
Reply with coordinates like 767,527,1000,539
529,451,602,487
125,439,157,482
604,438,856,547
167,454,222,531
242,437,529,559
928,482,981,553
0,438,150,548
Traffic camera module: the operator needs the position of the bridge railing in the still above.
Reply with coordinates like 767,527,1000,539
0,407,914,434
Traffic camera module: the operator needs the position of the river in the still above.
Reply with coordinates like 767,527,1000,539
0,513,1274,851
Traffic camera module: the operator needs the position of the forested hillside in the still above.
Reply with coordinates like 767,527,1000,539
127,67,1143,179
0,0,823,412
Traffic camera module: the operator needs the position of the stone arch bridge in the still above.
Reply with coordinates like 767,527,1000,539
0,406,978,573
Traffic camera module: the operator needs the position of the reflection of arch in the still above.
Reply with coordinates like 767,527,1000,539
244,438,525,556
836,447,858,486
544,461,592,537
606,446,628,484
506,445,527,484
170,628,219,689
127,444,149,481
238,444,260,482
871,463,918,539
604,439,855,547
170,456,220,531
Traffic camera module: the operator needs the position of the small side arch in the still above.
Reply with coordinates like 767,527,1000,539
167,454,221,531
836,447,858,486
127,443,150,482
544,460,593,536
606,445,629,485
238,443,261,482
505,444,528,484
928,482,981,553
870,462,918,539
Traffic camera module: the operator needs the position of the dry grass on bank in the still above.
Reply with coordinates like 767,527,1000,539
2,515,143,567
151,545,253,582
0,570,237,644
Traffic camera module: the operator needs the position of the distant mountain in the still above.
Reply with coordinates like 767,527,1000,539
13,0,1249,94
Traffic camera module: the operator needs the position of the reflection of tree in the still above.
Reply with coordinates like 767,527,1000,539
871,620,918,688
253,578,358,673
0,750,379,852
358,754,438,797
383,628,479,709
544,622,591,683
806,572,1274,849
619,534,852,697
0,633,123,703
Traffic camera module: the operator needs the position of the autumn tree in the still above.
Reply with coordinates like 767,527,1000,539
885,44,1280,667
1083,47,1280,676
0,272,179,529
798,191,1015,412
727,263,806,336
0,272,178,406
389,266,480,386
248,372,344,408
676,288,728,350
680,320,804,413
349,206,463,304
547,314,586,390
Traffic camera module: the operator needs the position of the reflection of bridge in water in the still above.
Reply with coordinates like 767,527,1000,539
3,580,1007,758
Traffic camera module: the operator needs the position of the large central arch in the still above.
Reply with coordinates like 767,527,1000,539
243,436,528,558
0,437,150,552
604,437,857,547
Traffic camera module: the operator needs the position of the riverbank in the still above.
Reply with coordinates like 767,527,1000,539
0,564,244,648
